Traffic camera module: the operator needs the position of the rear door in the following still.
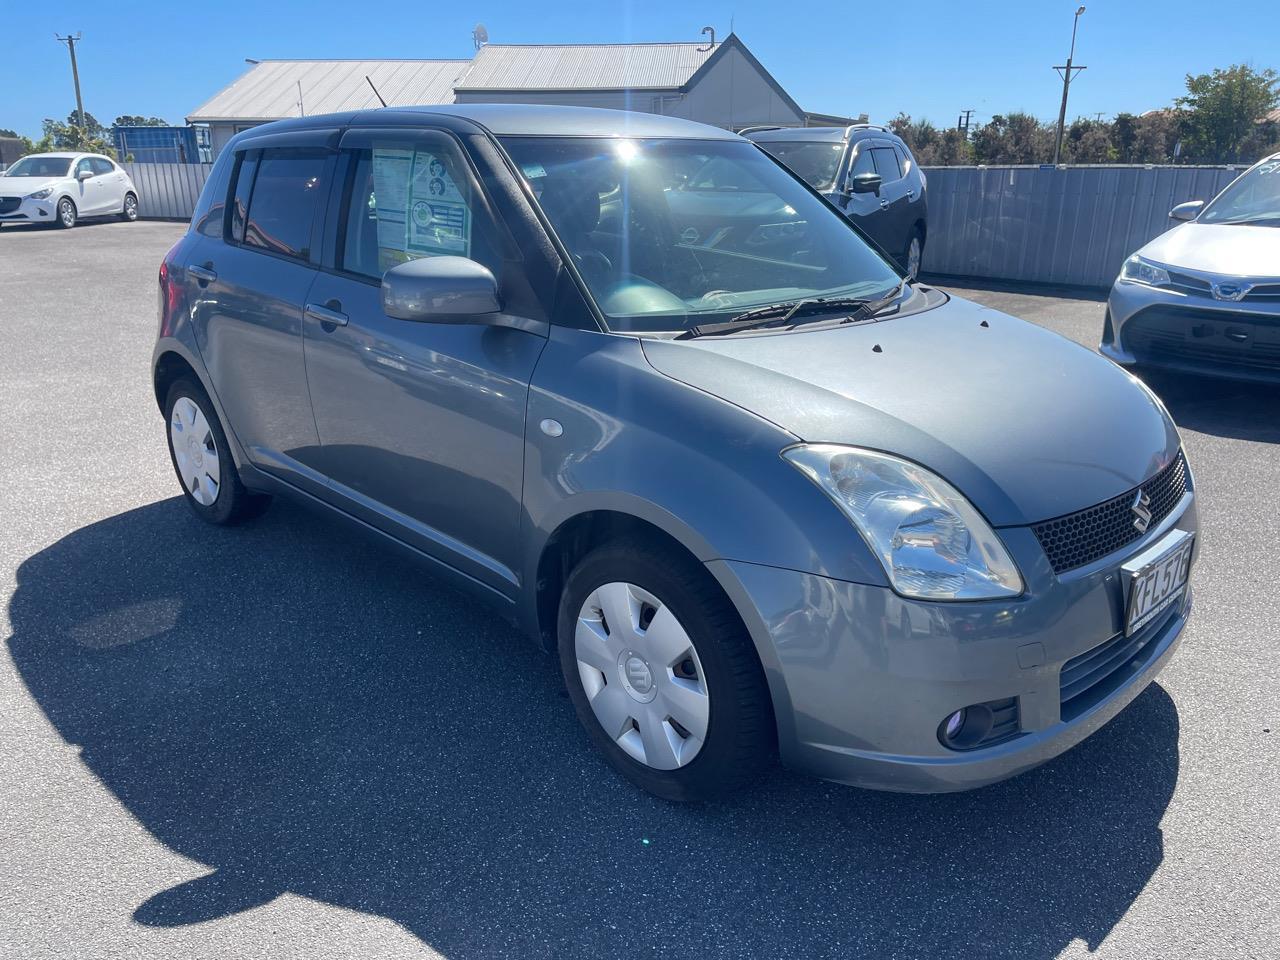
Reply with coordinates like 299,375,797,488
299,125,548,594
91,157,126,212
184,133,338,494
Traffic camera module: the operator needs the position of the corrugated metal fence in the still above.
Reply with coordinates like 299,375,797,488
920,164,1244,288
117,161,1245,289
121,162,212,220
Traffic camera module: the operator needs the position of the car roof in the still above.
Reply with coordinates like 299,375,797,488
746,125,902,145
236,104,742,142
18,151,111,160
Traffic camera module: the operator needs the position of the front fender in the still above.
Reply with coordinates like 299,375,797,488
518,326,892,621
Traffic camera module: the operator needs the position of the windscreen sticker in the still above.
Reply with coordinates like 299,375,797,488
372,147,472,263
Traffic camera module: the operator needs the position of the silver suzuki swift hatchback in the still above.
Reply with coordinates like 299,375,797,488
153,106,1197,800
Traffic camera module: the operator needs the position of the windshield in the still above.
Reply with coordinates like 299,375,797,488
1199,156,1280,225
754,140,845,192
4,156,73,178
501,137,899,333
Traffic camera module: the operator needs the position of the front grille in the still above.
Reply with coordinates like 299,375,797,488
1059,606,1176,721
1244,283,1280,302
0,197,21,215
1124,304,1280,373
1033,453,1188,574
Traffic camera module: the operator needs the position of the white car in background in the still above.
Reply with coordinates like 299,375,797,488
0,152,139,229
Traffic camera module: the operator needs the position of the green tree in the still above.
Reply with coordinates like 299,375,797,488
40,111,116,157
1064,118,1116,164
113,115,169,127
971,113,1054,164
1177,64,1279,162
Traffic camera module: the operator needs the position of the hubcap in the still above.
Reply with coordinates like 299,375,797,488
60,202,74,226
907,237,921,279
125,197,137,218
169,396,221,506
575,582,710,770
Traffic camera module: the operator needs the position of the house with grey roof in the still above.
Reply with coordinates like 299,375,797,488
188,34,856,156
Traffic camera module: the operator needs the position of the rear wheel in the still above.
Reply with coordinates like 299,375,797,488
56,198,77,229
119,192,138,221
164,378,271,525
557,539,775,801
904,227,924,279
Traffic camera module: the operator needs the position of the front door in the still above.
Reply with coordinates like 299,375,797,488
301,127,548,595
838,143,896,257
72,158,105,215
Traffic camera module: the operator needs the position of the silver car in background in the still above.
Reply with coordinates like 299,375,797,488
1104,152,1280,382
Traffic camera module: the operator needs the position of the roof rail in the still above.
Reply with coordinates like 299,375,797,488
845,123,891,136
736,124,785,135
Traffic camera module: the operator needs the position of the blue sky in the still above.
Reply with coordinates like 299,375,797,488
3,0,1276,138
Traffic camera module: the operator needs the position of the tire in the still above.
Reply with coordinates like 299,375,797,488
903,227,924,280
119,192,139,222
56,197,77,229
164,377,271,525
557,539,775,801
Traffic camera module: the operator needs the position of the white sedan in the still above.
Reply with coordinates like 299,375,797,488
0,152,139,228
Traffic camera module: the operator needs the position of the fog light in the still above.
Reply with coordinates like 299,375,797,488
943,709,966,740
938,703,995,749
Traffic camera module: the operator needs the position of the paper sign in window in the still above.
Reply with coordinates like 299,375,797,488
371,147,472,265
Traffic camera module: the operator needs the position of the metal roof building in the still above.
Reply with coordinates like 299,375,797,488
189,59,469,155
188,35,852,156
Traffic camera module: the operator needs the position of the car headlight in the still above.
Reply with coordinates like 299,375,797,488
1121,255,1171,287
783,444,1023,600
25,187,54,200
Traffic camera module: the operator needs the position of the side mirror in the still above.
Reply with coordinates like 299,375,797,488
1169,200,1204,222
77,168,93,181
381,256,501,322
850,171,882,195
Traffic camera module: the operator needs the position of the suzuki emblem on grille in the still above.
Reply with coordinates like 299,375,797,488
1132,489,1153,533
1211,280,1251,302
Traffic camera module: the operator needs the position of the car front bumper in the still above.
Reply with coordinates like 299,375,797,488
1103,278,1280,382
710,489,1198,792
0,195,58,224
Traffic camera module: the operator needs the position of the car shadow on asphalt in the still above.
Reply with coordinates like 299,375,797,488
1135,370,1280,444
7,498,1181,958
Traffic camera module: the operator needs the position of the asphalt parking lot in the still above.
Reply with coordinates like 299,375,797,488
1,219,1278,960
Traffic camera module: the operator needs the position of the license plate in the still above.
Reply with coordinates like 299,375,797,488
1124,530,1194,635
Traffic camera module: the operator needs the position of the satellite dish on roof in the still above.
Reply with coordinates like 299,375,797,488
473,24,489,50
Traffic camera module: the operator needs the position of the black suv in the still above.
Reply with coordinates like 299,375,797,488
746,125,927,278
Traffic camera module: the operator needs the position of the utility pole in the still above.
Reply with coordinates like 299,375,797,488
1052,6,1087,165
55,32,86,136
957,109,975,136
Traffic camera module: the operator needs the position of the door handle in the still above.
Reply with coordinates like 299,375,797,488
305,301,349,327
188,263,217,284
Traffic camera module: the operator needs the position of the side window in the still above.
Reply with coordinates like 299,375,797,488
91,158,115,175
75,158,94,179
850,145,876,177
894,144,913,177
242,149,328,260
338,133,498,281
872,147,903,182
228,152,258,243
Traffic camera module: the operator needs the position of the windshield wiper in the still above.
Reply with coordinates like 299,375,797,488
840,278,907,324
676,295,884,340
1212,215,1280,227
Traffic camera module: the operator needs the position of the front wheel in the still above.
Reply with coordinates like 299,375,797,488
120,192,138,221
56,198,77,229
164,378,271,525
557,540,775,801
